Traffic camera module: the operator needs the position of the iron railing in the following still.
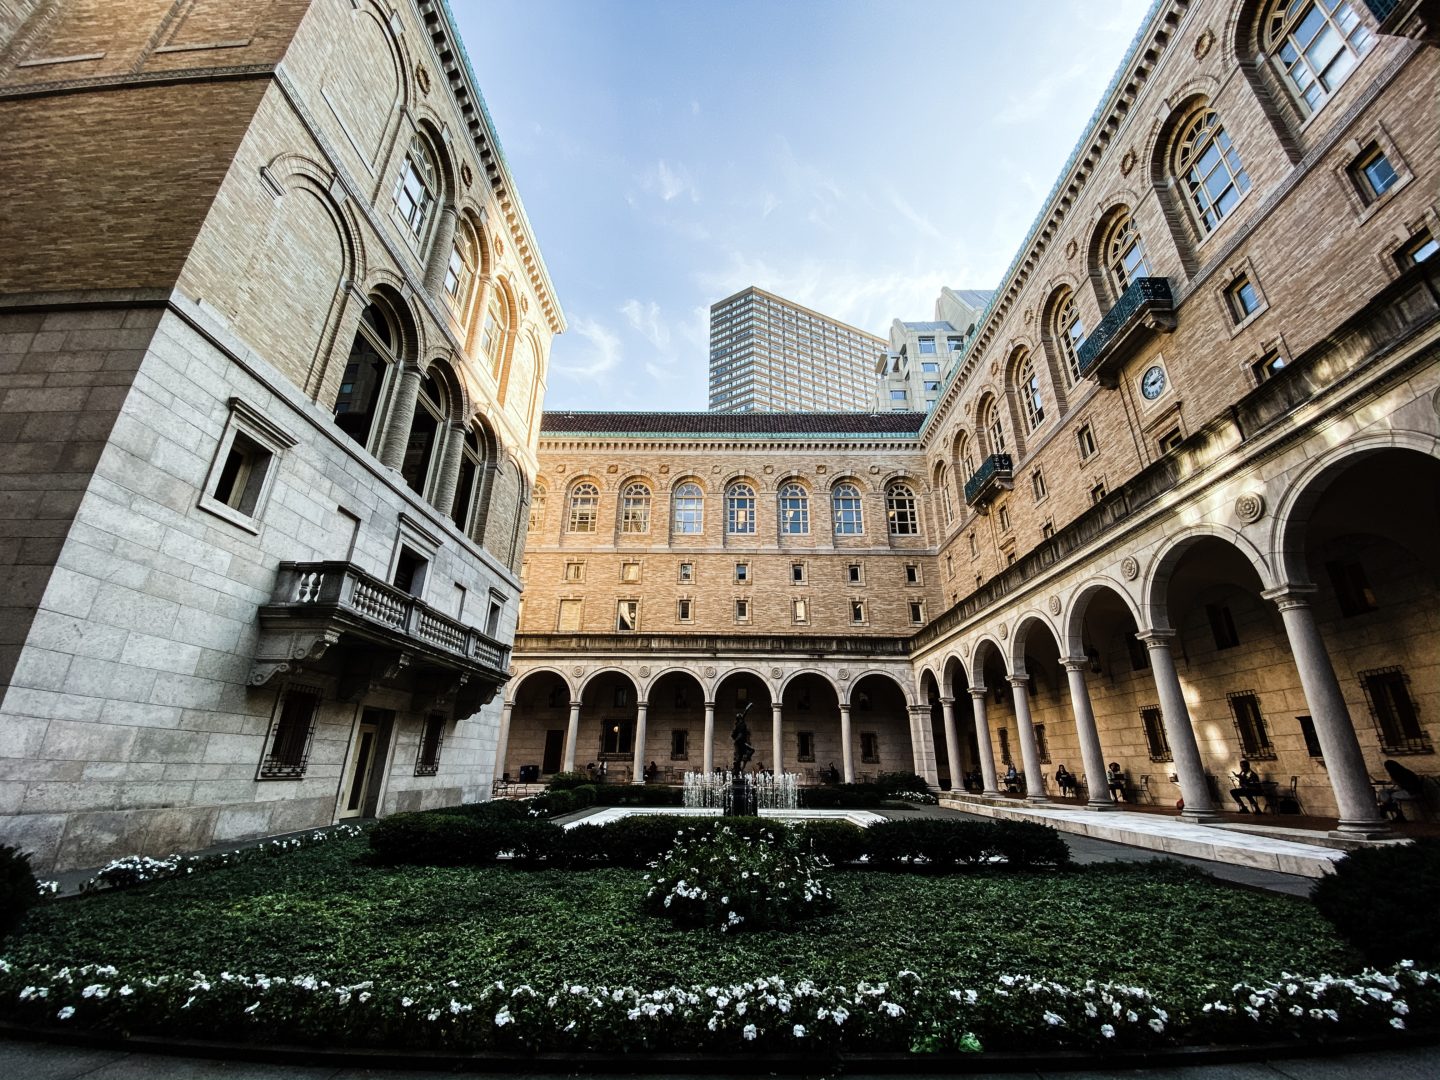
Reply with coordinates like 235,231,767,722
963,453,1013,506
1076,277,1173,379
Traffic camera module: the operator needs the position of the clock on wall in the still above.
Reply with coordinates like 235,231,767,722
1140,365,1167,400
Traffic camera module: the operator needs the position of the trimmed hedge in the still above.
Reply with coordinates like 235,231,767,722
1312,838,1440,967
368,811,1067,872
0,844,38,941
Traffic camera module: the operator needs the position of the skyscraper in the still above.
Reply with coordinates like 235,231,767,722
708,287,886,412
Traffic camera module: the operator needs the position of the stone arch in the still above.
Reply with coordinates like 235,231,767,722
1063,577,1145,658
778,668,840,700
641,665,706,703
419,354,470,423
1141,523,1273,631
969,636,1009,687
1008,610,1063,676
942,652,971,697
322,1,405,166
843,668,916,708
490,276,522,401
1270,431,1440,586
507,665,575,706
577,666,639,698
713,666,775,701
826,472,868,494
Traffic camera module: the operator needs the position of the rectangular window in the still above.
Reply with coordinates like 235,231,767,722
1033,723,1050,764
1077,424,1097,460
209,432,271,517
997,728,1011,765
1140,705,1172,762
997,504,1011,532
968,532,978,556
1090,482,1107,505
414,713,445,776
1359,667,1431,754
601,719,634,756
485,598,503,638
1228,275,1261,321
904,563,920,584
793,597,809,624
1252,350,1288,383
563,560,584,582
620,561,641,583
557,598,582,632
1158,428,1184,454
947,336,963,351
922,362,941,374
1355,144,1398,200
678,562,694,583
677,597,693,622
392,547,428,598
908,600,924,624
890,389,908,401
1041,518,1056,540
1326,560,1377,616
847,563,862,584
734,597,750,623
791,562,806,584
797,731,815,762
946,553,955,578
259,686,320,780
1207,603,1240,649
670,729,689,761
860,731,880,763
735,562,749,583
918,336,937,354
850,599,865,624
1031,469,1047,501
199,400,293,531
1297,715,1324,758
1227,691,1276,760
616,599,639,632
1399,229,1437,267
923,381,941,393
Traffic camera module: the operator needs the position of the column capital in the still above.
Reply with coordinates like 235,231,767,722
703,700,716,709
771,701,783,714
1007,674,1030,687
968,686,988,700
1061,658,1089,673
939,695,956,706
838,702,851,714
1136,628,1177,648
1262,582,1319,609
635,701,649,713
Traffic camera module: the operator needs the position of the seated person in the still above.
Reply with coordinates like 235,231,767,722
1106,762,1127,803
644,760,660,783
1230,759,1264,813
1055,764,1077,797
825,762,841,784
1003,762,1021,792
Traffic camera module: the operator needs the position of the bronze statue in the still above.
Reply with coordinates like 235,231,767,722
730,701,755,777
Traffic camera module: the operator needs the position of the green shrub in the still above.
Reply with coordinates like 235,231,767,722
0,845,39,940
547,771,591,791
874,771,930,796
434,799,529,822
794,820,867,864
989,820,1071,869
491,820,566,867
1312,838,1440,966
596,815,719,867
800,783,882,809
368,813,503,866
570,784,599,809
540,789,577,816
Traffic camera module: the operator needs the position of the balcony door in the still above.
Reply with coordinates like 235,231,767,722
340,707,393,818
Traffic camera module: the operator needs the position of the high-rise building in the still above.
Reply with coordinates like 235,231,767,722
708,287,886,412
873,289,993,412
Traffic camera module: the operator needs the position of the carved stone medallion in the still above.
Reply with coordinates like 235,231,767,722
1194,28,1215,60
461,162,473,189
638,666,650,678
1120,149,1137,177
838,669,850,681
1048,595,1062,615
571,666,583,677
1065,238,1078,260
1121,555,1140,581
415,63,431,95
998,622,1009,639
1234,492,1266,524
770,667,782,679
704,666,717,678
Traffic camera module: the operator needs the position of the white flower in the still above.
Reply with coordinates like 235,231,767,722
495,1007,513,1027
1148,1018,1165,1033
56,1007,75,1020
1391,1016,1405,1030
792,1024,807,1038
1043,1010,1064,1026
742,1023,757,1041
1100,1024,1115,1039
244,1002,260,1014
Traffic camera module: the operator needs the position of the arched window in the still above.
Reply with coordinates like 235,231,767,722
567,481,599,533
1263,0,1371,116
957,433,976,478
401,372,446,495
672,482,703,534
726,482,756,534
1053,291,1086,385
481,290,509,375
620,481,651,534
393,133,439,240
529,483,546,531
1103,211,1151,294
886,482,917,535
1174,109,1252,234
778,482,809,534
333,303,398,452
935,465,955,524
450,425,484,533
444,219,479,321
1018,352,1045,432
982,399,1006,455
832,483,864,535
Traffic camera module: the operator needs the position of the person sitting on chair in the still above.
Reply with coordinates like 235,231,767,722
1107,762,1127,803
1230,759,1264,813
1004,762,1021,793
644,760,660,783
1055,764,1077,797
825,762,840,784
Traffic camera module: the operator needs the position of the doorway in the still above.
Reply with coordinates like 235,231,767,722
542,729,564,774
340,707,393,818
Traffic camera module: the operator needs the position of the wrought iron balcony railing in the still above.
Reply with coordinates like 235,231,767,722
1076,277,1175,387
963,453,1013,509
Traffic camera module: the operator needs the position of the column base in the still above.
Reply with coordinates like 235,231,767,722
1025,794,1050,804
982,788,1002,798
1331,819,1394,840
1085,799,1117,812
1180,808,1222,824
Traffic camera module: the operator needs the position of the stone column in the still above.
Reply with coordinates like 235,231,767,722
909,705,938,786
422,203,460,294
1009,676,1048,802
770,702,783,775
970,687,1000,795
377,365,423,470
631,702,649,785
432,421,466,517
839,703,855,783
703,701,716,774
493,700,513,783
939,696,963,794
562,700,581,773
1264,585,1389,837
1137,630,1216,821
1062,659,1114,811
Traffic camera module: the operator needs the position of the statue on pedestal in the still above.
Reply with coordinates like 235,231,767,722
731,701,755,778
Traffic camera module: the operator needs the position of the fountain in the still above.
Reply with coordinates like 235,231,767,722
682,770,799,812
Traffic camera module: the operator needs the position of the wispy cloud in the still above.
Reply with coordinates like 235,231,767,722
640,159,699,203
620,299,671,351
888,189,944,241
557,317,623,381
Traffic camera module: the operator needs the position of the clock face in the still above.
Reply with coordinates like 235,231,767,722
1141,365,1167,400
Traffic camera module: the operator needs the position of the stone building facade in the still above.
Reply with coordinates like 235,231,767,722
0,0,562,871
506,0,1440,838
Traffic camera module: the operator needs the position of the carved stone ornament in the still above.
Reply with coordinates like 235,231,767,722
638,666,650,678
1234,492,1266,524
998,622,1009,639
1065,238,1078,260
1120,149,1138,177
1048,595,1062,615
461,162,473,189
763,464,774,474
494,236,504,259
869,465,880,474
704,666,717,678
606,464,618,473
1194,28,1215,60
521,296,529,314
961,641,970,658
1024,308,1034,325
838,669,850,681
1121,555,1140,581
659,465,670,474
815,464,827,474
571,666,583,678
770,667,783,679
415,63,431,95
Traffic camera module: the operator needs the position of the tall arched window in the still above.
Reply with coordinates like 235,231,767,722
567,481,599,533
444,219,479,322
333,303,398,452
672,482,703,534
935,465,955,524
450,425,484,533
1053,291,1086,385
886,482,917,535
393,133,439,240
1263,0,1371,116
401,372,446,495
957,433,976,478
481,290,509,376
832,483,864,535
529,482,547,531
726,482,756,534
982,399,1006,455
1174,109,1251,234
778,482,809,534
620,481,651,534
1103,211,1151,294
1018,352,1045,432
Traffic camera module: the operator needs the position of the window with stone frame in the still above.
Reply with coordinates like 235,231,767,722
1052,291,1087,385
908,600,924,624
778,482,810,534
1262,0,1372,118
997,727,1012,765
333,303,399,453
601,719,634,757
936,466,955,524
615,599,639,632
258,685,321,780
443,219,479,320
529,483,547,530
567,481,600,533
1297,715,1325,758
726,482,757,534
797,731,816,762
1227,690,1277,760
1102,209,1152,296
620,481,652,534
1018,351,1045,431
393,133,439,240
1359,667,1431,754
1034,723,1051,764
1140,705,1172,762
1173,108,1251,234
832,482,864,535
672,482,704,534
886,482,918,535
400,372,447,497
200,399,295,532
450,425,486,534
1397,229,1438,267
480,291,508,373
414,713,445,776
981,399,1006,454
671,729,689,761
860,731,880,764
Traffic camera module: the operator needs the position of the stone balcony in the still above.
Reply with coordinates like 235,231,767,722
1076,277,1176,388
250,561,510,714
964,453,1013,511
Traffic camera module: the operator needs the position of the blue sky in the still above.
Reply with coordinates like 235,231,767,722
456,0,1154,412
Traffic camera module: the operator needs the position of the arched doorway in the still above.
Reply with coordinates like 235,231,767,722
782,672,840,781
504,669,571,781
713,670,773,774
579,670,640,783
644,669,707,781
848,673,913,780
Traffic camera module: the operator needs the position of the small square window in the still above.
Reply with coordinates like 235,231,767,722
678,562,694,583
1355,145,1398,200
904,563,920,585
616,599,639,632
1228,276,1261,321
620,561,641,583
908,600,924,624
791,562,806,584
677,597,694,622
210,433,271,515
734,562,749,583
918,336,937,354
850,599,865,624
921,361,940,374
1031,469,1047,501
1158,428,1184,454
734,597,750,623
1090,482,1107,505
1041,520,1055,539
1398,229,1438,267
1077,424,1097,460
847,563,862,584
198,399,294,532
1252,350,1288,383
997,504,1010,532
564,560,584,582
392,546,428,597
793,597,809,624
